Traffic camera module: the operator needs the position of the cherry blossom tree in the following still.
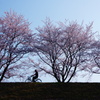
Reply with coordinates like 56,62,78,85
87,40,100,74
94,41,100,67
33,19,95,82
0,11,33,82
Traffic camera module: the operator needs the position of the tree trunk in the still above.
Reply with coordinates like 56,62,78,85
0,65,9,82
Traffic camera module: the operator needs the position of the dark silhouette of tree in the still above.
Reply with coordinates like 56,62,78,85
32,19,94,82
0,11,33,82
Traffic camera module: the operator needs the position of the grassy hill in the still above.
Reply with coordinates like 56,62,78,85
0,82,100,100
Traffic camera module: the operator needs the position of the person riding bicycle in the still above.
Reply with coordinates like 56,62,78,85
31,70,38,82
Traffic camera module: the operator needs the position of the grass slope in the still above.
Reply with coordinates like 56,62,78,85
0,82,100,100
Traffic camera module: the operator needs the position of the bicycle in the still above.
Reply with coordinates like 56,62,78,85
25,75,42,82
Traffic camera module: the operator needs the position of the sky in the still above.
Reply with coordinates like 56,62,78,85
0,0,100,32
0,0,100,82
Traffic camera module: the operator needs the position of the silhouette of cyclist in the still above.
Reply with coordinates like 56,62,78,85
31,70,38,82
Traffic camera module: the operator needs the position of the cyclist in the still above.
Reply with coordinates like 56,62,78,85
31,70,38,82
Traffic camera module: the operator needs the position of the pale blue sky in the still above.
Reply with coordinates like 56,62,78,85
1,0,100,82
0,0,100,33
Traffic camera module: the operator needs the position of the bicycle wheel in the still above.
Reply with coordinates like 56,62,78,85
25,76,32,82
25,79,31,82
35,78,42,82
